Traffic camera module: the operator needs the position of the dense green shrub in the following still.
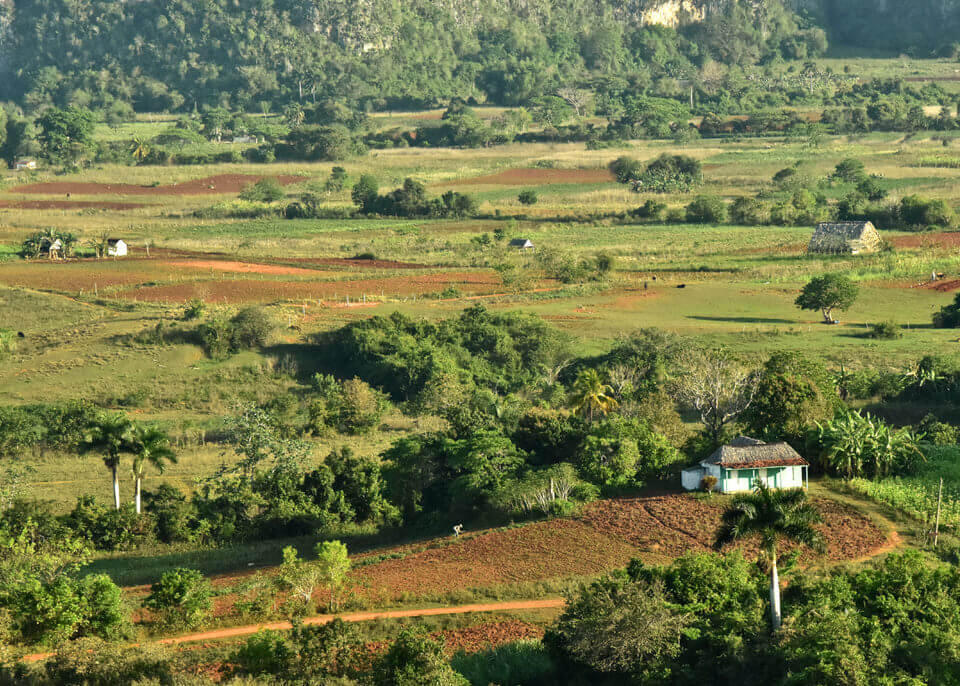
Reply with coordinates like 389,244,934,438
239,178,285,202
684,195,727,224
576,417,680,489
632,154,703,193
933,293,960,327
142,568,213,630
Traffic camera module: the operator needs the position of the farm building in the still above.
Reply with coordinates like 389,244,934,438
42,238,63,259
681,436,809,493
106,239,128,257
508,238,535,251
15,158,37,170
808,221,881,255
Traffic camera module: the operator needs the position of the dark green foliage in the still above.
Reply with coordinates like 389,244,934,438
631,199,666,221
934,293,960,328
609,157,644,183
576,417,680,489
865,320,901,339
197,307,273,358
372,626,467,686
729,196,767,225
36,106,95,162
631,154,703,194
63,497,153,551
832,158,867,183
741,352,840,446
517,190,539,206
232,620,366,682
685,195,727,224
240,178,285,202
383,428,525,521
142,568,213,630
795,273,859,323
915,413,959,445
451,640,558,686
281,125,365,161
351,177,475,218
40,639,174,686
899,194,956,229
314,305,568,402
810,410,924,478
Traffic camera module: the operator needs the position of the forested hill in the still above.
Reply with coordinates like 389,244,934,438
806,0,960,55
0,0,820,113
0,0,957,115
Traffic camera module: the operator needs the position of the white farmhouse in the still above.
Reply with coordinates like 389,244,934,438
107,239,128,257
682,436,809,493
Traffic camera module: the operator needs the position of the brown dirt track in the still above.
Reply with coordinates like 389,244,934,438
446,168,615,186
10,174,303,196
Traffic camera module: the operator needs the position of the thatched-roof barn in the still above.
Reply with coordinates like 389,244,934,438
808,221,881,255
681,436,809,493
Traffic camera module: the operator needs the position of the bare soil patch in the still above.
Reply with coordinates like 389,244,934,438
355,520,637,603
581,495,886,562
915,278,960,292
0,200,150,210
444,168,615,186
10,174,303,196
165,260,321,277
285,257,428,270
891,231,960,250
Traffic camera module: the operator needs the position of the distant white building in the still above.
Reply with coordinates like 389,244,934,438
508,238,535,251
232,135,258,144
15,158,37,170
107,239,128,257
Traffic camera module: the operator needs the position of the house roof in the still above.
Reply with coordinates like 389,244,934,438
813,221,874,238
508,238,533,247
702,436,808,469
106,238,125,244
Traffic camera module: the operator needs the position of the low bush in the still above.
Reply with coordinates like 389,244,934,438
142,568,213,630
685,195,727,224
865,321,901,339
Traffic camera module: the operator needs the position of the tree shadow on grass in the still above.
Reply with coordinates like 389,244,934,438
687,315,798,325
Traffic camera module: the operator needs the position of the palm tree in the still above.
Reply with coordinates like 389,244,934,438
130,425,177,514
81,414,136,509
714,482,824,631
569,369,618,421
130,137,151,163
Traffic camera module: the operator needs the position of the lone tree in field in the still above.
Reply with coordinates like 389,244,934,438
570,368,619,421
130,425,177,514
795,273,859,324
715,482,824,632
81,413,135,510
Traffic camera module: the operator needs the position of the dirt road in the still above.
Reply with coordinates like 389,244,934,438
21,598,566,662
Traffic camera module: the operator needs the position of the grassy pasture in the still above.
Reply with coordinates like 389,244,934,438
5,126,960,515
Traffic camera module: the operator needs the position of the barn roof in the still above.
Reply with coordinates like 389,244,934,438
808,221,881,254
813,221,874,239
508,238,533,247
702,436,808,469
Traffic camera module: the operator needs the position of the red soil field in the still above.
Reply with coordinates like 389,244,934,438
0,200,150,210
444,168,615,186
116,271,502,303
165,260,322,277
891,231,960,249
348,495,888,603
286,257,428,270
10,174,303,196
917,278,960,292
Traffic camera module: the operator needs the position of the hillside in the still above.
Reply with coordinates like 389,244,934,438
0,0,816,111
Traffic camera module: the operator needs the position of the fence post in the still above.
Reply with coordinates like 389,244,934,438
935,476,943,547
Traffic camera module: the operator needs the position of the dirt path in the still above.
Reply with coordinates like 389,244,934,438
20,598,565,662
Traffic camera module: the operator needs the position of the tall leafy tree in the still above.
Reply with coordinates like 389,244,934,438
81,413,135,510
715,483,824,631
